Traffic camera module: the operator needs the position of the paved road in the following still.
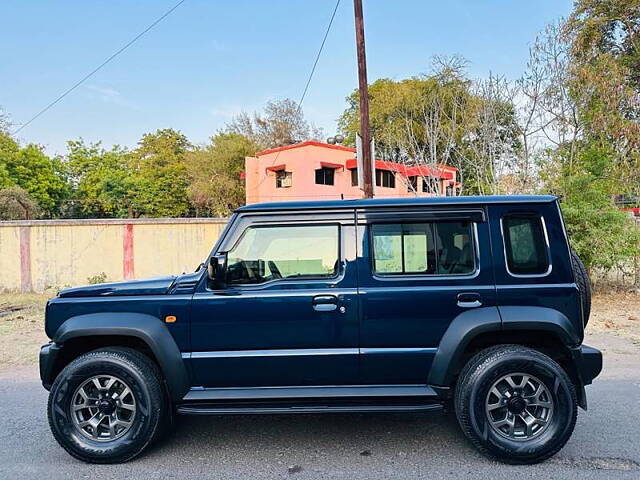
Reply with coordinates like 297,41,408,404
1,332,639,480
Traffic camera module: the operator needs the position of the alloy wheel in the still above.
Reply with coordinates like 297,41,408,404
70,375,137,442
485,372,553,441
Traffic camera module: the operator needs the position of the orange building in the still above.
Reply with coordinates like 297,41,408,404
244,141,460,204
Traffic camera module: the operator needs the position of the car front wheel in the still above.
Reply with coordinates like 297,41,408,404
48,347,166,463
454,344,577,464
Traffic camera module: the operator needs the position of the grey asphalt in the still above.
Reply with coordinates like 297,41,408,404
1,331,638,480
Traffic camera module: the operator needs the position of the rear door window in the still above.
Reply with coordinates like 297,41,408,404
371,221,475,275
502,215,550,275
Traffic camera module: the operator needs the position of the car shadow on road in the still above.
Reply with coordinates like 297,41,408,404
146,410,484,464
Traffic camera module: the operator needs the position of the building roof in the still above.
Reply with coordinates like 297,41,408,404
255,141,355,157
236,195,558,212
405,165,454,179
254,141,457,179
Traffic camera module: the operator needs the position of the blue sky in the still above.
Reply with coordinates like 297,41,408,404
1,0,573,155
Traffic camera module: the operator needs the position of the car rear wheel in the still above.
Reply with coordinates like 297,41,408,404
48,347,166,464
454,345,577,464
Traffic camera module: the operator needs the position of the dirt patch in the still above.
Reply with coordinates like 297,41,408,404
0,304,26,316
589,292,640,345
0,293,50,368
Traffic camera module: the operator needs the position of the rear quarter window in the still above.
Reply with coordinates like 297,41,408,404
502,215,550,276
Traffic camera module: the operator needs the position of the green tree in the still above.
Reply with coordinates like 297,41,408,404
0,186,41,220
66,140,131,217
0,133,20,190
128,128,191,217
566,0,640,197
228,98,323,150
338,59,520,194
0,163,11,189
541,144,640,272
339,74,473,164
0,132,69,217
561,181,640,273
0,106,10,133
68,130,192,218
186,132,258,216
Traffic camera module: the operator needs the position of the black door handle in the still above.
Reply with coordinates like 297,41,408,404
457,292,482,308
312,295,338,312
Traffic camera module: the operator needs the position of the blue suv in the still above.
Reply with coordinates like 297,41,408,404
40,195,602,464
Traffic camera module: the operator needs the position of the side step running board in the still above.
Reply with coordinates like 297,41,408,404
182,384,438,402
177,403,443,416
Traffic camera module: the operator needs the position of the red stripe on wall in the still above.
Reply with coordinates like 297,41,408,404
123,224,134,280
19,226,31,292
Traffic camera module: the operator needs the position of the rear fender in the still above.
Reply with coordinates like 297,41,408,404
428,306,581,388
498,306,580,345
427,307,502,387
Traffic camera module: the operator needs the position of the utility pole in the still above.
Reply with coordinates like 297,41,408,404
353,0,374,198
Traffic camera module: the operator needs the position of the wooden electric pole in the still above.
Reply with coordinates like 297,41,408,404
353,0,374,198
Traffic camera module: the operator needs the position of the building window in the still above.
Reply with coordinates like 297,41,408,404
422,177,439,194
315,167,335,186
375,169,395,188
408,176,418,192
350,168,358,186
275,170,292,188
502,215,550,276
446,185,454,196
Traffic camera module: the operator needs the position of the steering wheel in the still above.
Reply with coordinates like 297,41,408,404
268,260,282,279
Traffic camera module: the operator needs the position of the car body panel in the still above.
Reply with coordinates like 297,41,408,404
45,294,192,351
57,276,176,298
188,215,361,387
39,195,600,411
487,203,583,344
355,206,497,384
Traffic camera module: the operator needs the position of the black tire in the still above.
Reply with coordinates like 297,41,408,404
48,347,166,464
571,250,591,327
455,345,577,464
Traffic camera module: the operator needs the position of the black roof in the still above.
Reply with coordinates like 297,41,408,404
236,195,558,212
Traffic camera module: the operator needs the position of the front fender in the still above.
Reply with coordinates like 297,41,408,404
52,312,190,401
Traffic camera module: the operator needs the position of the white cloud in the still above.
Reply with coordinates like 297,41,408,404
84,85,137,109
209,105,241,118
211,39,226,52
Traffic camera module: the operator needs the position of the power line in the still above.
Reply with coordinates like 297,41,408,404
259,0,342,186
12,0,187,135
296,0,341,111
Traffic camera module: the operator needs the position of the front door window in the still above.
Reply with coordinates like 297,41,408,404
226,225,339,284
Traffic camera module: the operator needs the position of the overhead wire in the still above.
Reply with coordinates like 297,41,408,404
13,0,187,135
256,0,342,188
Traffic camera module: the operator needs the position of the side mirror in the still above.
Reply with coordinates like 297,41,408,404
207,254,227,288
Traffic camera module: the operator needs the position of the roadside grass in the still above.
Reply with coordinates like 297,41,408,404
0,290,638,370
